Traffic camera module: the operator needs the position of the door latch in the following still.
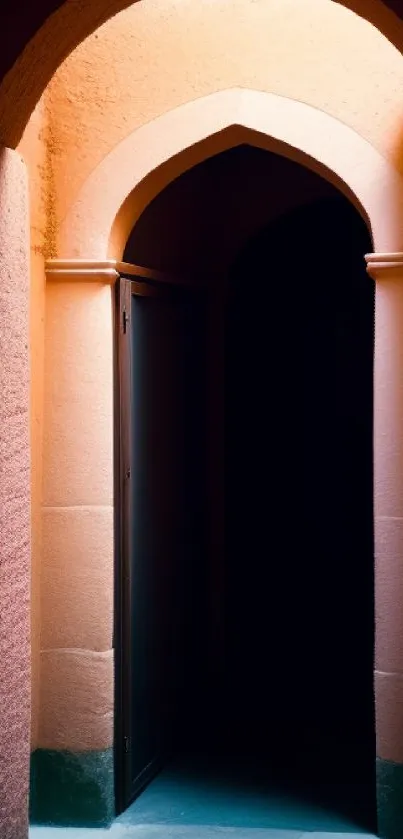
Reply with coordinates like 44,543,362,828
122,309,130,334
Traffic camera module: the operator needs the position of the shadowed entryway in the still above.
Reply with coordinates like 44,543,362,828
221,195,376,829
116,146,376,834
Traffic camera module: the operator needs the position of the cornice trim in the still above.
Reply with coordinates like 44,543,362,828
366,253,403,280
45,259,119,284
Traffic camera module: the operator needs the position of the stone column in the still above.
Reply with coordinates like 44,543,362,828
0,148,31,839
30,260,118,828
366,252,403,839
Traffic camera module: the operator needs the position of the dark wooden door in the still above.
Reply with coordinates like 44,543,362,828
116,271,207,812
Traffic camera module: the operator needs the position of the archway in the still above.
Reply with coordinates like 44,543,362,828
58,88,403,258
37,89,403,836
1,0,403,148
113,143,376,833
2,0,403,835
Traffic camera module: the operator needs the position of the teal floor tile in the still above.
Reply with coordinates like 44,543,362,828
30,756,378,838
308,835,377,839
113,829,303,838
115,758,374,834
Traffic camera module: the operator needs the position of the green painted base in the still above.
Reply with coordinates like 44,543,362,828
377,757,403,839
29,747,114,827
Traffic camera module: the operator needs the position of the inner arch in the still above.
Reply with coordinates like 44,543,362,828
118,144,376,832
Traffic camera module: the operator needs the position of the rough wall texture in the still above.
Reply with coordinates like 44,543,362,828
0,0,137,149
29,279,115,825
18,98,48,751
45,0,403,230
1,0,403,149
40,280,114,752
0,146,31,839
60,90,403,259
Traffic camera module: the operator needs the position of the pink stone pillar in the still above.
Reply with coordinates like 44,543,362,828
0,147,31,839
367,253,403,837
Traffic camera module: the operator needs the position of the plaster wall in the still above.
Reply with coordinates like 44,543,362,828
40,279,114,750
45,0,403,235
18,97,48,751
0,146,30,839
1,0,403,151
21,0,403,750
17,93,115,754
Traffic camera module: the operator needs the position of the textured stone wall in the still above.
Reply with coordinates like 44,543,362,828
46,0,403,234
40,280,114,753
17,97,48,752
0,146,31,839
0,0,402,150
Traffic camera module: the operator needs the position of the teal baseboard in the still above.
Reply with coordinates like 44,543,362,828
377,757,403,839
29,747,114,827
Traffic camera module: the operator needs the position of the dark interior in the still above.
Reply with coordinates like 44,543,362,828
120,147,376,832
221,196,376,823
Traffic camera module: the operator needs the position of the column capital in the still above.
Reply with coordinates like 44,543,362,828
45,259,119,284
366,253,403,280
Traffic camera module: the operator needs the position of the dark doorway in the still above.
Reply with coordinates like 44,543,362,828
116,147,376,834
223,196,376,828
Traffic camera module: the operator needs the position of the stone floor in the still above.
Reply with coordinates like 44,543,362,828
30,758,378,839
30,828,378,838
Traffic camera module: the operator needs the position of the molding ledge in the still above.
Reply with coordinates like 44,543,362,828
45,260,205,288
45,260,119,284
366,253,403,280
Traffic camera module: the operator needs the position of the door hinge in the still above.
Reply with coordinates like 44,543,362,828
124,736,130,753
122,309,130,334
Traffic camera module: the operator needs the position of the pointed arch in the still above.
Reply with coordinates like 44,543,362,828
58,89,403,259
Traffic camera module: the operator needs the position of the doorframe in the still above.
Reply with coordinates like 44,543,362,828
115,267,174,814
113,274,131,816
113,262,206,814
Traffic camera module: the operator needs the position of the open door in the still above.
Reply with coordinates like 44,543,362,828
115,266,207,813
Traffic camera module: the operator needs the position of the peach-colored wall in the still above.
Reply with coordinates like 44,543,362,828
2,1,403,152
18,0,403,760
3,0,403,151
18,99,48,751
40,280,114,750
0,146,31,839
46,0,403,234
62,91,403,259
365,255,403,766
